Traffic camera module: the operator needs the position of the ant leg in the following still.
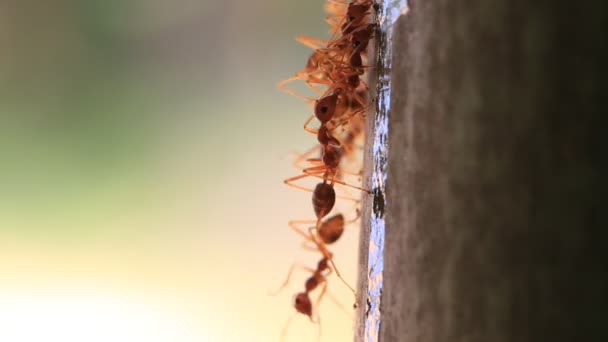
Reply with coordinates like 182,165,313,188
296,35,330,50
283,172,317,192
330,176,372,194
301,240,319,252
306,78,334,89
304,172,371,194
306,81,325,96
325,287,354,319
316,266,354,318
327,0,349,5
302,164,328,175
336,167,364,177
280,312,298,342
337,179,355,199
288,219,316,241
291,145,320,169
327,16,348,45
303,115,318,135
296,73,330,94
325,17,341,31
277,77,317,103
269,263,316,296
315,277,329,308
351,90,369,111
314,281,328,340
283,165,328,192
328,107,368,131
302,166,363,185
346,208,362,224
283,169,325,192
304,158,323,165
286,170,362,200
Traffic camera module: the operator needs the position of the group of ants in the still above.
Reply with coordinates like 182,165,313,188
273,0,379,339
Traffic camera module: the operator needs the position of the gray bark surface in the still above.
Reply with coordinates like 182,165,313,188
358,1,608,341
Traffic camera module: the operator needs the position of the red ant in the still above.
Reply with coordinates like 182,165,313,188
288,210,361,293
277,44,363,101
284,90,370,196
279,18,375,102
284,147,369,200
298,86,368,151
273,211,360,297
294,257,329,318
278,256,331,342
284,91,370,205
275,211,360,340
341,1,378,34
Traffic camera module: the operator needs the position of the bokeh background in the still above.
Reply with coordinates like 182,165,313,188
0,0,360,341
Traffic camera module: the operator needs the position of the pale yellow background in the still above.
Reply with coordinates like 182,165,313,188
0,1,359,341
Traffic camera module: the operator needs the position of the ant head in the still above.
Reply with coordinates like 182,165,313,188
314,92,340,123
294,293,313,318
318,214,345,244
341,2,372,34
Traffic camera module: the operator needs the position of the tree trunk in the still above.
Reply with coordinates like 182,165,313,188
357,1,608,341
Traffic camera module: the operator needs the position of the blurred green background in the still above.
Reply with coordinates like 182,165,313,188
0,1,359,341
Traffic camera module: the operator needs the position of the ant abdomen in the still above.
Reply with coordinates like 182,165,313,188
294,292,313,318
318,214,345,244
312,182,336,219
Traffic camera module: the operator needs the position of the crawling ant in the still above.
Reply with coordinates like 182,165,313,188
276,210,361,341
295,257,330,319
341,1,378,35
277,45,363,101
274,210,360,298
287,210,361,292
300,85,368,142
279,20,375,102
284,146,370,199
278,256,331,342
285,89,370,196
284,94,370,209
